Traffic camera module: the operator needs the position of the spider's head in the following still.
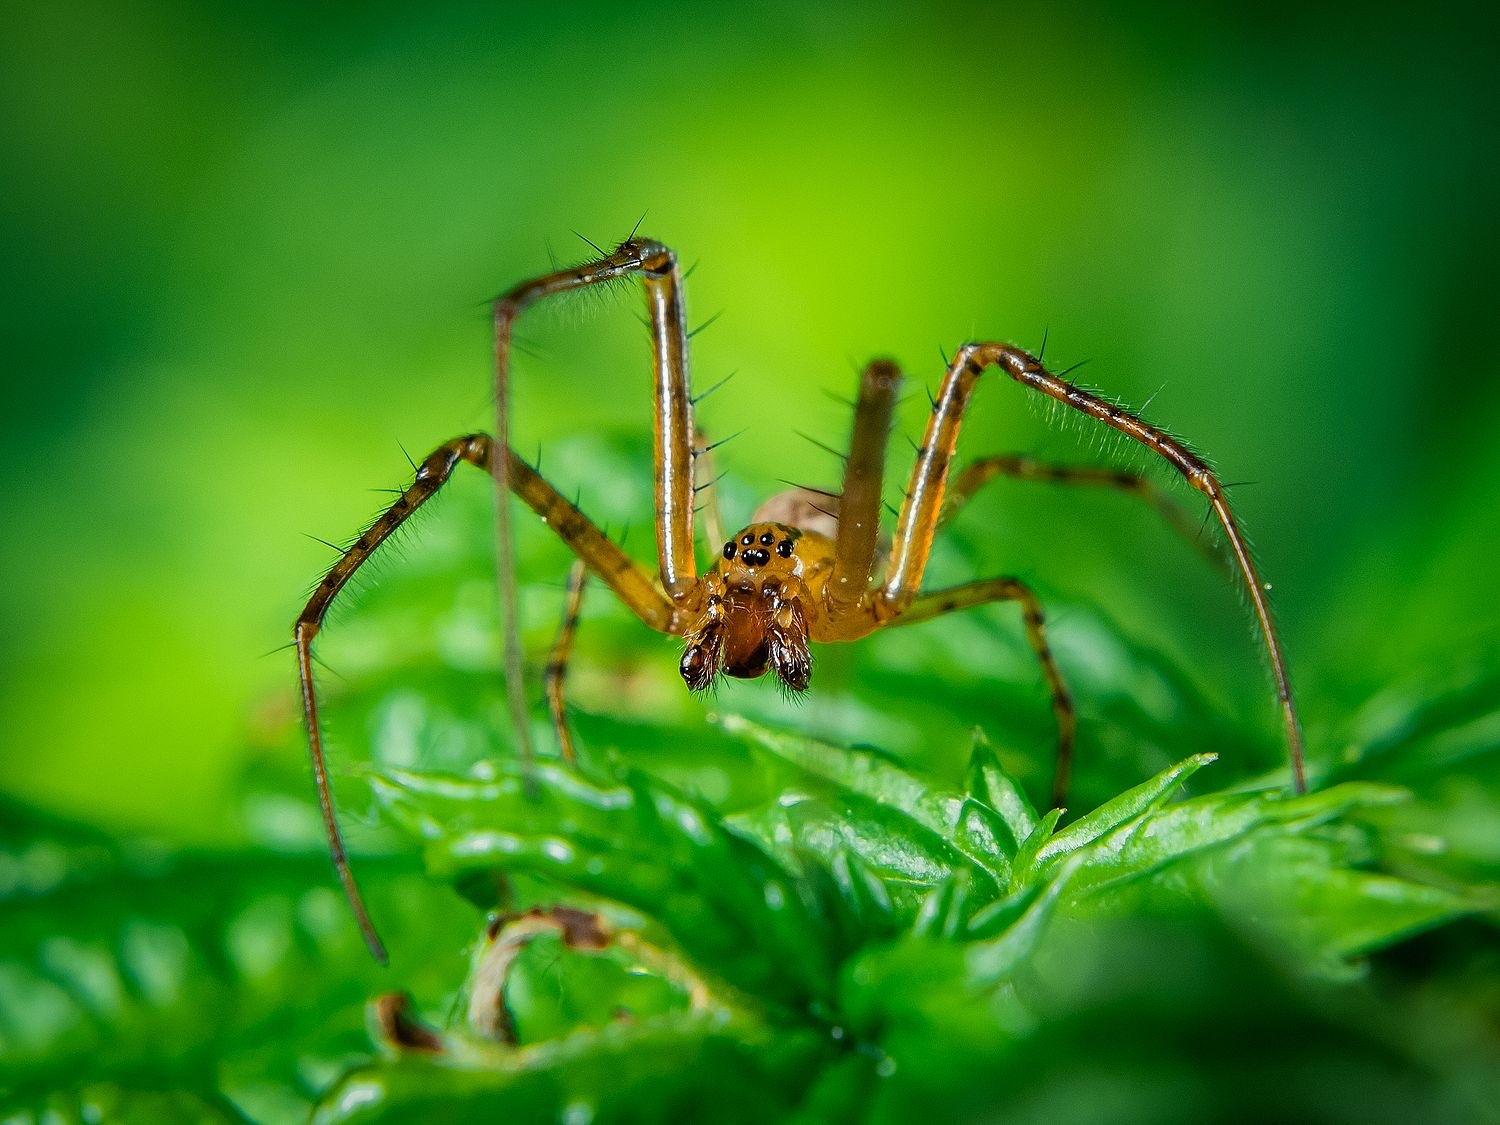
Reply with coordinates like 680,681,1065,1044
680,524,812,694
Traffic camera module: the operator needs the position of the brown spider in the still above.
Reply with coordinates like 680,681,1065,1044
295,236,1307,963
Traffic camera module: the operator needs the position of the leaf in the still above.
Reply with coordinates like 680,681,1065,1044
1195,832,1484,977
1008,807,1063,891
1040,780,1411,896
0,1084,246,1124
313,1012,830,1124
962,857,1084,988
367,762,840,1008
1032,752,1217,868
0,801,471,1114
962,730,1039,851
722,717,1011,881
726,787,999,930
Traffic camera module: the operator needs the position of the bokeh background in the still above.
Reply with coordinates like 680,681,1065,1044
2,0,1496,895
5,2,1500,1120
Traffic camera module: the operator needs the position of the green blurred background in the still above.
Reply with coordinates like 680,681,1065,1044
2,0,1496,842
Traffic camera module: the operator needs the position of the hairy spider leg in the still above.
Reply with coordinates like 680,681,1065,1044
830,360,903,611
295,435,678,962
882,342,1306,794
919,451,1233,802
810,360,1078,801
491,240,698,774
938,455,1228,573
795,361,1081,802
545,560,589,764
891,577,1076,806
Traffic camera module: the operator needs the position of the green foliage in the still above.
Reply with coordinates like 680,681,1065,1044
5,446,1497,1119
0,801,474,1121
4,635,1496,1121
308,719,1486,1123
4,447,1498,1118
5,439,1499,1124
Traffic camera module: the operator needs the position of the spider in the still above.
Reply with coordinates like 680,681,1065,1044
295,236,1307,963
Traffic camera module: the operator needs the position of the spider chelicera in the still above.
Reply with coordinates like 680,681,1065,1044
295,236,1307,963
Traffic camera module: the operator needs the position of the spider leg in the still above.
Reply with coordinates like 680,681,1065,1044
491,237,697,769
831,360,904,609
296,434,677,962
939,455,1228,574
892,576,1076,807
544,560,589,765
883,342,1305,794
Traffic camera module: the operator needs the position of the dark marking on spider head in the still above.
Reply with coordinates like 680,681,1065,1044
717,523,802,586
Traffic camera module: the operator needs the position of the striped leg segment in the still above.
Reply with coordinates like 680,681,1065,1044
491,240,696,772
893,576,1077,807
545,560,589,764
295,434,675,962
294,435,491,963
883,342,1305,795
830,360,904,610
938,455,1227,573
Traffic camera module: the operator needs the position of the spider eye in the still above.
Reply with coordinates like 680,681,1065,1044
741,533,754,546
777,539,793,558
723,541,736,559
759,531,775,545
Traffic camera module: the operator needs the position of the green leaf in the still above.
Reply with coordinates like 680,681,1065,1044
1194,831,1483,977
722,717,1011,882
1009,807,1063,890
1033,752,1217,868
313,1012,830,1124
0,800,471,1114
962,730,1039,851
726,787,999,930
1041,780,1410,895
368,762,840,1007
0,1084,246,1124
